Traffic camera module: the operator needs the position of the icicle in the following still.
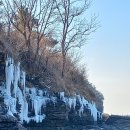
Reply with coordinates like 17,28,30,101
29,87,50,123
76,95,84,116
17,87,24,122
21,71,26,95
23,100,29,123
88,102,97,121
34,99,38,121
5,57,14,96
60,92,67,103
68,97,76,109
32,96,48,123
60,92,64,99
13,62,20,98
4,57,18,116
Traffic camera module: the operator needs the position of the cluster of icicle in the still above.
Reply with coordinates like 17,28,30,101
59,92,102,121
1,57,102,123
4,57,47,123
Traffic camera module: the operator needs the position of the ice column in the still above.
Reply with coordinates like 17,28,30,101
5,57,14,96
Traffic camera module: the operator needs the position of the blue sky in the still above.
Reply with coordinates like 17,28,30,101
82,0,130,114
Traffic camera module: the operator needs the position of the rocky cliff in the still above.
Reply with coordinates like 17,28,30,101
0,52,103,129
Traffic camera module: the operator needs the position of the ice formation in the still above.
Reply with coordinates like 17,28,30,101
4,57,48,123
59,92,99,121
5,57,14,96
2,57,101,123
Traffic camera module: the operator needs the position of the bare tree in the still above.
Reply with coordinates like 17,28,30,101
0,1,4,32
55,0,98,77
2,0,57,62
3,0,98,78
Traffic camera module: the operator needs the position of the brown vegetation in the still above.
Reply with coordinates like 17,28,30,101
0,0,103,111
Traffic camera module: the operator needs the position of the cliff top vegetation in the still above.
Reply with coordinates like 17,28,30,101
0,0,103,111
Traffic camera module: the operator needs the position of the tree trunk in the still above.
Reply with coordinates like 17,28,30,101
61,53,65,78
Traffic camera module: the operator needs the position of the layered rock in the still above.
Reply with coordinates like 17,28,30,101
0,115,26,130
0,54,103,129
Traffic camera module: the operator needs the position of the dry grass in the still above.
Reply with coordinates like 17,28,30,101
0,30,104,112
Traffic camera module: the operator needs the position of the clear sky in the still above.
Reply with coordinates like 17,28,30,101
82,0,130,115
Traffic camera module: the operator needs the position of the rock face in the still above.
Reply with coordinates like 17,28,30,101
25,95,101,128
0,53,103,129
0,93,26,130
100,115,130,130
0,115,26,130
